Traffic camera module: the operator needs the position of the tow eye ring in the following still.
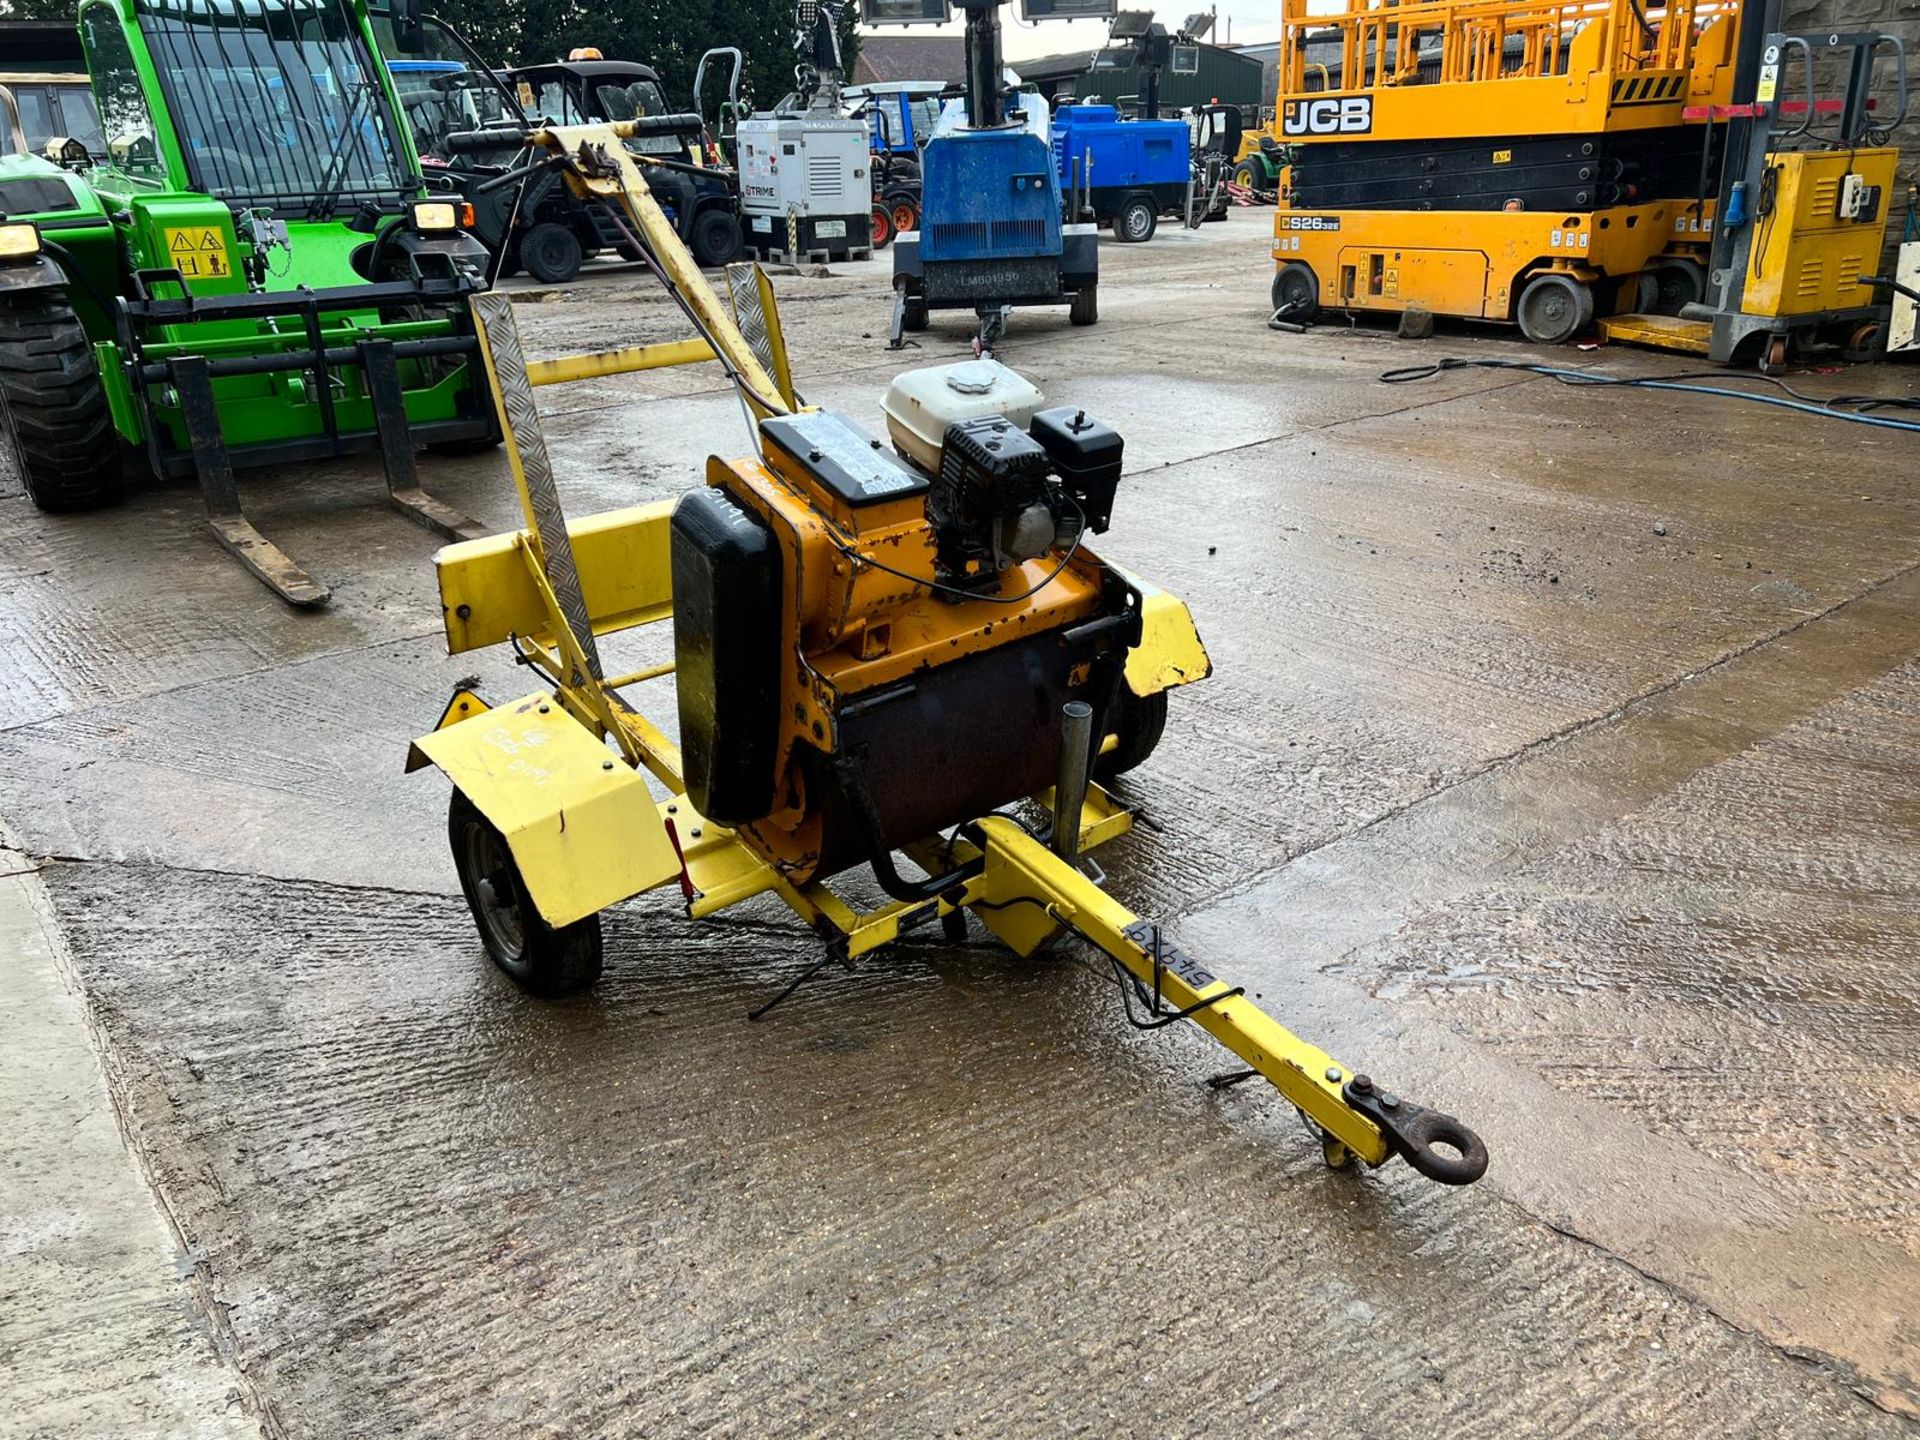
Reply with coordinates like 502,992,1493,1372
1342,1074,1489,1186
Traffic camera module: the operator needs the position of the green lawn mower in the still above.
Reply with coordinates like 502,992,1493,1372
0,0,498,605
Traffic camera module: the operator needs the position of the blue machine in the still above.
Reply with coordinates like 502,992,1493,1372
852,81,945,160
882,0,1099,351
1052,103,1192,244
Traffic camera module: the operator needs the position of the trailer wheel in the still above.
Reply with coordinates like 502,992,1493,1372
690,208,743,267
1116,195,1158,244
448,790,604,997
1096,688,1169,780
0,290,123,513
1271,261,1319,322
1069,282,1098,326
1515,273,1594,345
520,222,583,284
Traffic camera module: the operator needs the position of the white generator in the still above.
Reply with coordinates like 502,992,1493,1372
737,113,872,264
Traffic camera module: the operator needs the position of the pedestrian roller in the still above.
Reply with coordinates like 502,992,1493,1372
407,118,1488,1189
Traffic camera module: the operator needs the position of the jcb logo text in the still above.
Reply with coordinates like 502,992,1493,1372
1282,97,1372,136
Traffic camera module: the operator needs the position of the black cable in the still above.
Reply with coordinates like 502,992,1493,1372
830,492,1087,606
586,190,781,437
1378,357,1920,434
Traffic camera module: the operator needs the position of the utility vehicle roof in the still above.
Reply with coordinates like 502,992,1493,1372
504,60,664,85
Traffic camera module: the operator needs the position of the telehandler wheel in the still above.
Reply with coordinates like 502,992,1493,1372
1096,687,1169,780
1515,273,1594,345
1116,195,1158,244
690,208,744,267
520,222,583,284
1271,261,1319,322
0,291,124,513
448,790,604,997
1069,282,1099,326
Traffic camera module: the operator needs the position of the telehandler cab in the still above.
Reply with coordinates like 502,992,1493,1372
0,0,499,605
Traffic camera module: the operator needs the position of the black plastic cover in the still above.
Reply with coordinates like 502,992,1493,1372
761,410,928,508
1029,406,1123,533
930,415,1050,585
670,486,783,826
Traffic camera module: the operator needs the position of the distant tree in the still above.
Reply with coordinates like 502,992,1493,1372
0,0,78,20
0,0,859,120
427,0,859,113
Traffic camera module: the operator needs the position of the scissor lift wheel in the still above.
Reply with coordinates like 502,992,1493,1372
1272,261,1319,323
1516,273,1594,344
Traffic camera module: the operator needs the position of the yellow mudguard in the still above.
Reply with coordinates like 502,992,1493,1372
1102,560,1212,697
407,692,681,928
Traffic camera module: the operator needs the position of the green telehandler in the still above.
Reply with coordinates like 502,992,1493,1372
0,0,499,605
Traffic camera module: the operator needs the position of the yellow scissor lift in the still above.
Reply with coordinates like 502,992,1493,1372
406,120,1487,1189
1264,0,1742,341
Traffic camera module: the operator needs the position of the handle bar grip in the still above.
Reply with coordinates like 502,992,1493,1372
444,126,531,154
616,112,707,138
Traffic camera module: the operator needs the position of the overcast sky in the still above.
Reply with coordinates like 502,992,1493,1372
857,3,1286,63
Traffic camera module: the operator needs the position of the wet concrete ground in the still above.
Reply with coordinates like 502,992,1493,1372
3,217,1919,1436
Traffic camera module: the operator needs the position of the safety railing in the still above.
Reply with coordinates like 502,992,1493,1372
1280,0,1738,98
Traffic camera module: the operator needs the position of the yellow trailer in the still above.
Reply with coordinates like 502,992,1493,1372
406,118,1490,1191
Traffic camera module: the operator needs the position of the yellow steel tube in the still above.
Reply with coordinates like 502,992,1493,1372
969,817,1390,1166
526,338,717,387
604,660,677,689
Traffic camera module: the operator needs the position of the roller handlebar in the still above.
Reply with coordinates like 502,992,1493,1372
442,112,707,156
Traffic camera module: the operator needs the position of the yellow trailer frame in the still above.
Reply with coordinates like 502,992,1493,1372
407,122,1488,1189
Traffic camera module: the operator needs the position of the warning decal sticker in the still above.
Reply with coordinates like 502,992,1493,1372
163,226,233,280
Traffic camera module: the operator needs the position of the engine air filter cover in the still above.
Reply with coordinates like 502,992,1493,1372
882,359,1045,475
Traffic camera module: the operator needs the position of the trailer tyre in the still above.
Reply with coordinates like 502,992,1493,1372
1116,195,1158,244
1516,273,1594,345
1096,688,1169,780
520,222,583,284
1271,261,1319,322
1069,282,1098,326
0,292,123,513
690,208,744,267
449,790,604,997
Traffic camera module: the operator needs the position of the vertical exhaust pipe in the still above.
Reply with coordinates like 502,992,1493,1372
1052,700,1094,863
